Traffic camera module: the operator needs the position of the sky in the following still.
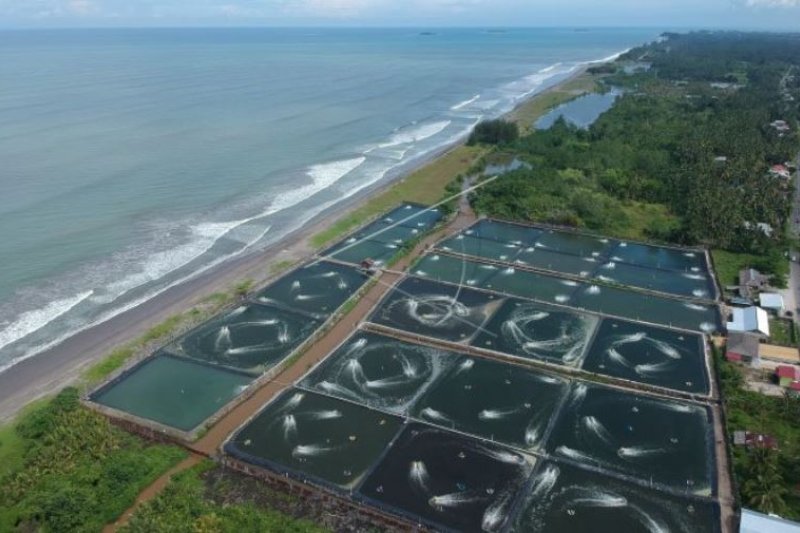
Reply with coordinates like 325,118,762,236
1,0,800,29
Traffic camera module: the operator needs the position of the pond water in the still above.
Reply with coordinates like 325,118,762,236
536,89,623,130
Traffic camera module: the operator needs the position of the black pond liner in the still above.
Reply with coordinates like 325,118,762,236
509,459,722,533
357,423,535,533
545,382,718,497
225,388,404,491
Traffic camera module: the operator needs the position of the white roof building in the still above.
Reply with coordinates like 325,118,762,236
741,509,800,533
728,306,770,337
760,293,786,313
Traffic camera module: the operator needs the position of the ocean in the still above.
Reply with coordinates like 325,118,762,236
0,27,659,374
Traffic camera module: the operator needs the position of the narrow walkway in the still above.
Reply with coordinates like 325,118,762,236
106,205,478,530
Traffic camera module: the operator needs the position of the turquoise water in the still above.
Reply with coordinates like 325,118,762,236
0,28,658,374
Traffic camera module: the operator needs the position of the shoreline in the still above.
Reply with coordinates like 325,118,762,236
0,63,597,424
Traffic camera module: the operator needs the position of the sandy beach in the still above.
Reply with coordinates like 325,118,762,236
0,65,593,424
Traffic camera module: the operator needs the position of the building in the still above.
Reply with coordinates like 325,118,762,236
726,332,761,367
741,508,800,533
776,365,800,388
760,293,786,314
728,306,770,337
770,164,792,180
733,431,779,450
738,268,769,299
771,119,791,133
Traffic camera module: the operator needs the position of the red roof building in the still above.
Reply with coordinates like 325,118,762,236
777,365,800,387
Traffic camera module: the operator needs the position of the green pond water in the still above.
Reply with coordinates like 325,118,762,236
437,220,718,301
323,203,442,266
226,389,403,489
91,353,253,432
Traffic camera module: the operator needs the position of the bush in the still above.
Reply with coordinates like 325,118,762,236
467,119,519,146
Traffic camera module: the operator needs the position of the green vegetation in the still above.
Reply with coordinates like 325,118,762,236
712,249,789,290
0,388,186,532
472,32,800,263
718,351,800,517
310,144,486,248
770,318,798,347
467,119,519,146
270,259,296,274
234,278,254,298
122,462,327,533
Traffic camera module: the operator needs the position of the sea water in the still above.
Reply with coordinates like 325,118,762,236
0,27,658,374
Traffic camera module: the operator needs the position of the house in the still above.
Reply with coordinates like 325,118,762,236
713,155,728,164
743,221,774,238
733,431,779,450
739,268,769,294
727,306,770,337
771,119,791,132
770,164,792,180
726,332,761,367
741,508,800,533
776,365,800,388
760,292,786,314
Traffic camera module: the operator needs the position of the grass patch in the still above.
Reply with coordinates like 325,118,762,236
122,462,327,533
310,144,487,249
270,259,296,275
770,318,797,347
0,388,187,532
712,249,763,288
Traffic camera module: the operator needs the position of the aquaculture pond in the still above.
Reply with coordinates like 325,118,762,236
512,460,720,533
547,383,716,495
323,203,443,266
368,278,712,394
415,254,720,333
90,353,253,432
582,318,710,395
168,303,322,375
224,327,721,532
369,276,503,343
472,299,598,367
226,389,403,490
254,260,368,317
299,332,459,413
359,423,535,533
412,356,569,451
437,220,717,301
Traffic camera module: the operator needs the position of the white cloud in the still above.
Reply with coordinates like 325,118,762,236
742,0,800,6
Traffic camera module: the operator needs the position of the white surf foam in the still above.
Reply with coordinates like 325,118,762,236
377,120,452,149
451,94,480,111
0,290,94,352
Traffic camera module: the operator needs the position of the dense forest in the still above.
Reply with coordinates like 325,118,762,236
472,32,800,282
